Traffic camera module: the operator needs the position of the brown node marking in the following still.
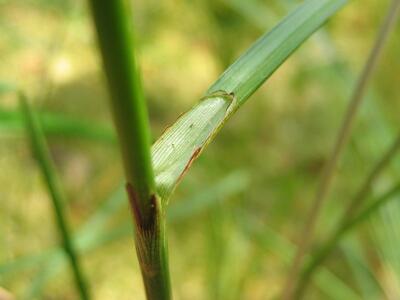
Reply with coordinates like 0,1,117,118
126,183,157,231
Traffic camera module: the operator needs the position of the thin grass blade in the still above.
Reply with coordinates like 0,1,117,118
19,93,90,300
237,212,361,300
0,109,115,142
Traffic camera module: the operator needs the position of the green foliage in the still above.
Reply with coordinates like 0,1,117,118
2,0,400,299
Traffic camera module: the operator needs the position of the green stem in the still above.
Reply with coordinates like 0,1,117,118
19,93,90,300
345,181,400,230
88,0,155,215
281,0,400,298
296,132,400,299
87,1,171,299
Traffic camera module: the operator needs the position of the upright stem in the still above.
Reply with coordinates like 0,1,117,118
296,132,400,298
87,1,171,299
19,94,90,300
281,1,400,299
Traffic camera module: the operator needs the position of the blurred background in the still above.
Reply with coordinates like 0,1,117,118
1,0,400,299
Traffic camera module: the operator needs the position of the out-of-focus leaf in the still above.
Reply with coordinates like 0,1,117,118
342,239,384,300
0,81,17,94
0,171,247,295
0,109,115,143
19,94,90,299
369,199,400,297
238,213,361,300
167,170,249,222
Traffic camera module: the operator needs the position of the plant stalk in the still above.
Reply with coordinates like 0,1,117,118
281,1,400,298
295,132,400,298
87,1,171,299
19,93,90,300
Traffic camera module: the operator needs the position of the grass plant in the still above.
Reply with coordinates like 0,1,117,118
87,0,347,298
3,0,400,299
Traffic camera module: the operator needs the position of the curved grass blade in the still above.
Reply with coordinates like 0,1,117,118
152,0,347,201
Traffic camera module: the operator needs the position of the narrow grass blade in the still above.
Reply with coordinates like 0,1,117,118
0,109,115,143
297,132,400,298
75,185,125,246
283,1,400,297
0,250,55,277
19,93,90,300
342,239,385,300
168,170,249,222
207,0,345,101
23,252,65,300
152,0,347,201
344,182,400,231
369,200,400,297
237,213,361,300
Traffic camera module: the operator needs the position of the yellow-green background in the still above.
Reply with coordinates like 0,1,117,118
1,0,400,299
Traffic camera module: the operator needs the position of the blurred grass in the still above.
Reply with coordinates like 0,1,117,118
19,94,90,299
1,0,400,299
0,109,115,142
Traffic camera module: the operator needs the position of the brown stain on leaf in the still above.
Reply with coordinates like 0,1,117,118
177,147,202,183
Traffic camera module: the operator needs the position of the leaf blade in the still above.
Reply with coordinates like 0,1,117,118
152,0,348,200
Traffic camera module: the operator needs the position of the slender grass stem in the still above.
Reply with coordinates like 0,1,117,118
344,181,400,230
299,179,400,286
87,1,171,299
281,1,400,298
88,0,155,217
295,132,400,298
19,93,90,300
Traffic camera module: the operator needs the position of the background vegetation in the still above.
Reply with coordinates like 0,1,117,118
1,0,400,299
